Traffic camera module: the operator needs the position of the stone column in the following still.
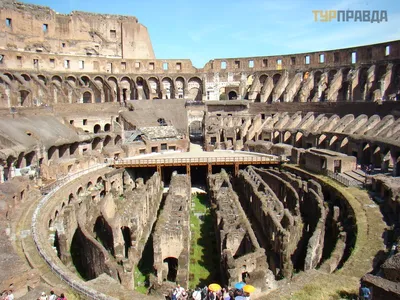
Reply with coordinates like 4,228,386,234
0,165,4,183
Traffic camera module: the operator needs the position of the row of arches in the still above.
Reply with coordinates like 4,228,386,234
0,72,205,107
93,123,111,134
270,130,400,176
244,63,400,103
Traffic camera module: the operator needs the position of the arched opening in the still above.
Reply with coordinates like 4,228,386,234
67,76,77,87
104,123,111,132
38,74,47,85
92,137,101,150
94,76,108,102
25,151,35,167
310,71,322,101
93,216,115,257
273,131,280,144
121,227,132,258
20,90,30,106
337,68,351,102
21,74,31,82
70,142,79,156
339,137,349,154
48,146,57,160
103,135,112,147
189,120,203,144
94,124,101,134
54,230,61,259
329,136,338,151
318,134,328,148
87,181,93,190
327,69,337,84
372,146,381,170
136,77,144,87
148,77,161,98
161,77,174,99
228,91,237,100
295,132,303,148
188,77,202,101
15,152,24,169
114,135,122,146
68,193,74,205
382,149,393,173
163,257,178,282
96,176,104,191
272,73,281,85
175,77,185,99
353,68,369,101
362,143,371,165
189,121,203,138
83,91,92,103
81,76,90,87
283,131,291,144
77,187,83,197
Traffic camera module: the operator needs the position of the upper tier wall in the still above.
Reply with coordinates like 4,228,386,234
0,1,155,59
203,40,400,72
249,102,400,118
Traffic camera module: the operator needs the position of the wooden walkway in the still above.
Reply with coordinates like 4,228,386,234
111,155,281,175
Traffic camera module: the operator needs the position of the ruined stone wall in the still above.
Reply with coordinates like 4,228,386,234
255,168,327,270
253,167,326,271
0,1,154,59
284,166,357,272
208,170,275,293
39,166,163,290
234,166,295,278
153,174,191,288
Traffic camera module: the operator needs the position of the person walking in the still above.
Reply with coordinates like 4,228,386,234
360,285,371,300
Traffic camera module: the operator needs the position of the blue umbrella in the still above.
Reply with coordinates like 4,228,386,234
234,282,246,289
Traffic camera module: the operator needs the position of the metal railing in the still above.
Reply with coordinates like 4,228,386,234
31,163,118,300
325,170,362,187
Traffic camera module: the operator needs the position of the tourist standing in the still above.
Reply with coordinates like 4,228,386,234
48,291,57,300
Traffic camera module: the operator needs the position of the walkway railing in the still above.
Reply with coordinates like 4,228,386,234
31,163,118,300
325,170,362,188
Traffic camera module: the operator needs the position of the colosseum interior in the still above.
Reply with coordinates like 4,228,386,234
0,1,400,299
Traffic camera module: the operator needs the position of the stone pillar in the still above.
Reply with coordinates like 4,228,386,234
10,166,15,179
0,165,4,183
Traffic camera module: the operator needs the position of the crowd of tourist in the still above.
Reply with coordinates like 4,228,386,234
1,290,67,300
37,291,66,300
166,284,252,300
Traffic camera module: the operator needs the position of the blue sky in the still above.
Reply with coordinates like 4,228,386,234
23,0,400,68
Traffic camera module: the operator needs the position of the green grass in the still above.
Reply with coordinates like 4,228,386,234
134,266,148,294
134,235,154,294
189,193,219,289
192,193,208,213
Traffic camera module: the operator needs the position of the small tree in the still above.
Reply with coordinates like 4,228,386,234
219,93,227,100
